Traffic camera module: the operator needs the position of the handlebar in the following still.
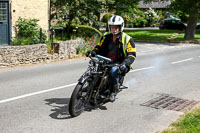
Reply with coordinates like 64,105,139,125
96,55,112,62
103,64,120,67
88,54,123,73
89,54,112,64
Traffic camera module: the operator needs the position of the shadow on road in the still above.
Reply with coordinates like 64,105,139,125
45,98,108,119
45,98,72,119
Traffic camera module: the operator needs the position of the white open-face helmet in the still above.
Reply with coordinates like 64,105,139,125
108,15,124,34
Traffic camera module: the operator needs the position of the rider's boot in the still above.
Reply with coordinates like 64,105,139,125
109,84,120,102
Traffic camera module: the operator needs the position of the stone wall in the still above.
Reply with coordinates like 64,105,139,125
58,38,83,59
10,0,50,37
0,44,48,67
0,38,84,67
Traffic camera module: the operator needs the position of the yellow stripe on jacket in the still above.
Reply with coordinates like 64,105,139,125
127,42,136,53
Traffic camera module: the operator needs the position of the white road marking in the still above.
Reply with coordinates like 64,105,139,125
0,83,77,104
171,58,194,64
137,50,158,53
130,66,155,73
0,67,155,104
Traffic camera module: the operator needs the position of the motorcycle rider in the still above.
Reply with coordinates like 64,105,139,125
86,15,136,102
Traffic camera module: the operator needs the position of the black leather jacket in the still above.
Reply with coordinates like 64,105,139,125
94,32,136,67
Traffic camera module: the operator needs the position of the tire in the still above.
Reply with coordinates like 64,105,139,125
69,78,92,117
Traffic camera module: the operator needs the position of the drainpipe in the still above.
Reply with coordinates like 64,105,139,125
48,0,51,39
49,0,51,30
8,0,11,45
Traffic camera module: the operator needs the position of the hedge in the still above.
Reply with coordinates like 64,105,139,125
71,24,102,38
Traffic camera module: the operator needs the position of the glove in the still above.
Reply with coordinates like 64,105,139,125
85,50,96,57
91,50,96,57
85,50,91,57
119,63,127,73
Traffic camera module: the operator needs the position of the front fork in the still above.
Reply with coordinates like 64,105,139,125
85,76,99,105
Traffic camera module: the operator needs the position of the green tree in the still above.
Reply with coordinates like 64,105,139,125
170,0,200,39
114,0,139,15
51,0,114,34
144,0,200,39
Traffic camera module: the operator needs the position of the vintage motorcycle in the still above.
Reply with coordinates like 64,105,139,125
69,54,127,117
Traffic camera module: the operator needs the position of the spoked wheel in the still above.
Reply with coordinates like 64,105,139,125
69,79,92,117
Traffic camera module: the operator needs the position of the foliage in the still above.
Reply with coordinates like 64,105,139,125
121,8,137,27
46,39,52,51
156,10,165,21
50,24,102,41
169,0,200,15
115,1,161,27
77,36,100,56
196,29,200,34
142,0,200,39
45,38,60,52
52,28,69,41
162,107,200,133
169,0,200,39
12,37,32,46
117,6,160,27
71,24,102,38
16,17,39,37
114,0,140,15
51,0,141,36
134,17,147,27
51,0,200,39
173,10,189,23
144,8,159,26
51,0,114,27
102,13,113,23
120,8,148,27
98,22,107,28
13,17,47,45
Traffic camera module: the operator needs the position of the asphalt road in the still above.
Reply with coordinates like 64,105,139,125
0,42,200,133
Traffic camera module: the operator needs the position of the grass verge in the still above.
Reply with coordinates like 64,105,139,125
125,30,200,44
171,33,200,44
161,107,200,133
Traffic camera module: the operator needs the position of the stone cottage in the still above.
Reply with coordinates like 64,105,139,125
0,0,50,45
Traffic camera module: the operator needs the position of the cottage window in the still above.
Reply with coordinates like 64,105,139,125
0,3,7,22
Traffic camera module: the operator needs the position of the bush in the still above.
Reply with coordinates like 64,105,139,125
77,36,100,56
71,24,102,38
196,29,200,34
12,37,32,46
16,17,39,37
102,13,113,23
124,15,134,27
119,8,147,27
99,22,107,28
173,11,189,23
13,17,47,45
134,17,147,27
144,8,159,27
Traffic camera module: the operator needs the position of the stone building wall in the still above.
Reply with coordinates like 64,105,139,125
10,0,50,37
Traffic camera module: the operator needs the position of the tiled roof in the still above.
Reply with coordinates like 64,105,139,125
139,0,171,9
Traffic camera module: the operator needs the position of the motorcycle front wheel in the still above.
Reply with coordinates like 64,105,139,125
69,78,92,117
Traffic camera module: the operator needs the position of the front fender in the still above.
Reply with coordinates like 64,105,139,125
78,75,90,84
